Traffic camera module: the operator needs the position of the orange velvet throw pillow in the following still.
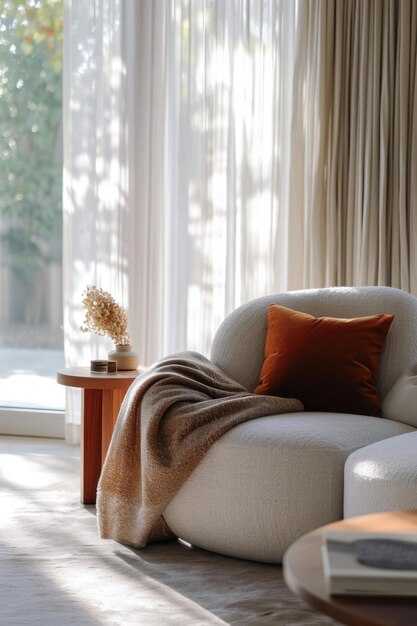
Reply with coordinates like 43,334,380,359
254,305,394,416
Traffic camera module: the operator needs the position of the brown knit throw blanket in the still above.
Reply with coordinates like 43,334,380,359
97,352,303,548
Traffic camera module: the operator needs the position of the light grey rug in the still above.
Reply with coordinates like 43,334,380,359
0,437,338,625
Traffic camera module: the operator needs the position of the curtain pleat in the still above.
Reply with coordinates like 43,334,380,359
306,0,417,292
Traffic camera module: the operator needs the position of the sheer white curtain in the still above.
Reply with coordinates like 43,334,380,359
64,0,417,441
63,0,165,442
63,0,299,441
164,0,299,354
63,0,127,442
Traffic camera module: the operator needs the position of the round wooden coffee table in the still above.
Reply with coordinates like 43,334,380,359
283,510,417,626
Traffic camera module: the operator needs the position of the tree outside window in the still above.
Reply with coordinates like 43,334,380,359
0,0,63,346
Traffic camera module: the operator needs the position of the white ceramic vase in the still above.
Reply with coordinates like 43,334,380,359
108,344,139,371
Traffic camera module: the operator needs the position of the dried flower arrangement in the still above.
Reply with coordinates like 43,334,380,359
80,285,131,346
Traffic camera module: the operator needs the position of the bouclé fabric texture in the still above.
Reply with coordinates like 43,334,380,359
97,351,303,548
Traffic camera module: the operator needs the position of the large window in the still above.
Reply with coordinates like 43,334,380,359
0,0,64,415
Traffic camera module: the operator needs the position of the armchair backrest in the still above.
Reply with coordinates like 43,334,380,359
210,286,417,399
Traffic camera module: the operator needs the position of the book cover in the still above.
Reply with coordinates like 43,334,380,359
322,531,417,596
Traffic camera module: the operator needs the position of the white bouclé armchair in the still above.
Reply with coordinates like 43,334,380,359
163,286,417,563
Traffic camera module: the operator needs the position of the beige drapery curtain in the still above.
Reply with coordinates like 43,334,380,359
294,0,417,293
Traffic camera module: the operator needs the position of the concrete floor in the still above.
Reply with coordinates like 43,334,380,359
0,436,335,626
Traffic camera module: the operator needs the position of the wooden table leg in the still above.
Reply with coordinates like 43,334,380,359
81,387,126,505
81,388,103,504
101,388,125,464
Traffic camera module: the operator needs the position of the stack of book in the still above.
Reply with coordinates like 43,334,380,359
321,531,417,596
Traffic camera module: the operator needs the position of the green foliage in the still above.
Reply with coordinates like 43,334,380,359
0,0,62,282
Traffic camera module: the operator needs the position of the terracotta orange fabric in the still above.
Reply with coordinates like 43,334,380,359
254,305,394,416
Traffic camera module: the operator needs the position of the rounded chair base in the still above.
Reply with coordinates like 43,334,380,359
344,431,417,519
164,413,413,563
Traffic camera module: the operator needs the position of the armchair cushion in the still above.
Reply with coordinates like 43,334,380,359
254,304,394,416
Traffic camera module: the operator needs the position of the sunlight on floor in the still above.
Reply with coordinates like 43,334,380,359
0,453,77,490
0,436,330,625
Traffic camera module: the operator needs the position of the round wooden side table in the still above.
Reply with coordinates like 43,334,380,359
57,366,146,504
283,510,417,626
